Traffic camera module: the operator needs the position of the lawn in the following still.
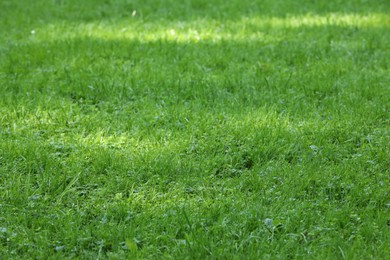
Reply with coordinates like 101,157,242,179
0,0,389,258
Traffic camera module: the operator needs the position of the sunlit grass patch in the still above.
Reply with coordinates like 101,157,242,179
27,12,389,44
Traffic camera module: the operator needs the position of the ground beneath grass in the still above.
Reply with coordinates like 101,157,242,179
0,0,389,258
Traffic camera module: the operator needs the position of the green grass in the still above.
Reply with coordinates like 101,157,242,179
1,0,389,258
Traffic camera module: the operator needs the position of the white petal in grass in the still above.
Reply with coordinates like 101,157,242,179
132,10,137,17
55,246,65,252
264,218,273,229
309,145,319,153
31,29,36,35
176,239,187,246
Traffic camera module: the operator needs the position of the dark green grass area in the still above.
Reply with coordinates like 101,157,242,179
1,0,389,258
